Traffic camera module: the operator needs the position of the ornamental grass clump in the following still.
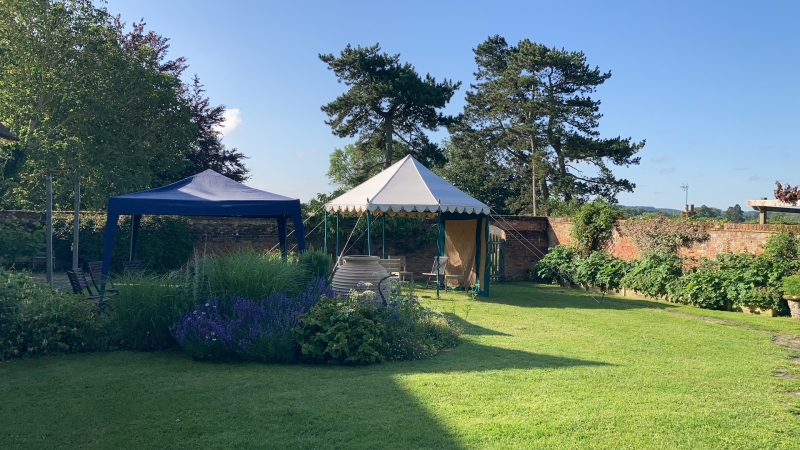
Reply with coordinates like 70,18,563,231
172,277,333,362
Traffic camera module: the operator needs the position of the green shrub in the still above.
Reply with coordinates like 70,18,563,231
737,287,783,311
573,251,630,293
530,245,579,286
621,253,683,299
297,247,332,279
670,261,729,310
571,199,623,255
0,216,45,268
107,271,195,351
763,231,800,264
295,290,461,364
0,269,108,360
295,292,389,364
784,275,800,297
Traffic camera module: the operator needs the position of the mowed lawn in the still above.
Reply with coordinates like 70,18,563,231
2,283,800,449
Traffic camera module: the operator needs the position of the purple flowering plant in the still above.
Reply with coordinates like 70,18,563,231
172,277,333,362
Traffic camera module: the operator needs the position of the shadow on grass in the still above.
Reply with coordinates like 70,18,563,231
0,339,610,449
482,282,679,311
401,340,611,375
445,313,512,336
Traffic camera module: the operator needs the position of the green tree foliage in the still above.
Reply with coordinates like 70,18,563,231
319,43,460,177
724,204,745,223
447,36,644,213
571,199,623,255
0,1,247,209
694,205,721,220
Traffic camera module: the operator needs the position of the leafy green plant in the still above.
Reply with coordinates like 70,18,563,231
784,275,800,297
295,291,389,364
621,253,684,299
107,271,195,351
297,247,332,279
0,269,108,360
530,245,579,286
574,251,630,293
571,199,623,255
0,216,45,268
737,287,783,311
295,289,460,364
671,261,729,310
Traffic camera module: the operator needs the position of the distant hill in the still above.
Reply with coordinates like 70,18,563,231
618,204,798,223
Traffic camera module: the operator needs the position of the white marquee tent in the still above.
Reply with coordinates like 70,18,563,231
324,155,491,296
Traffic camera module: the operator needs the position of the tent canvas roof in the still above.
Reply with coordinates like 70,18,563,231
325,155,489,215
108,169,300,217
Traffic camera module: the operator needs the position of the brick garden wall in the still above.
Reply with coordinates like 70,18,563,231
3,211,798,281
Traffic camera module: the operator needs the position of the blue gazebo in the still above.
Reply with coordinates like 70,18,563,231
101,170,305,278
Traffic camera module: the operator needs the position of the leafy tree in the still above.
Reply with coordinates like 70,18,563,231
114,20,248,182
0,0,193,208
724,204,745,223
437,138,522,214
319,44,460,171
449,36,645,214
694,205,721,220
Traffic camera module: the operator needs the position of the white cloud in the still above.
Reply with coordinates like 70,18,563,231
214,108,242,137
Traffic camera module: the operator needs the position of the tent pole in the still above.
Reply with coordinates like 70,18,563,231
382,213,386,259
46,173,53,287
323,209,328,253
367,210,371,256
129,215,141,261
336,211,340,260
436,210,441,299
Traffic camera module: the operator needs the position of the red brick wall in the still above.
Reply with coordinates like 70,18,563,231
547,219,800,261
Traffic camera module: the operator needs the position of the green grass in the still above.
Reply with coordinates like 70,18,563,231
2,282,800,449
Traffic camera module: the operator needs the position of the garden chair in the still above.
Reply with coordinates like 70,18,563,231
87,261,118,295
378,258,401,279
388,255,414,284
422,256,449,289
123,260,143,273
66,269,102,302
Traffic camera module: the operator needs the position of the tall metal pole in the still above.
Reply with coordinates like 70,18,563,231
72,177,80,270
382,213,386,259
436,210,441,299
46,173,53,286
366,211,371,256
323,209,328,253
335,211,340,260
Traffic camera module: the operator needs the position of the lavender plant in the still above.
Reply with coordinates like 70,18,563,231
171,278,333,362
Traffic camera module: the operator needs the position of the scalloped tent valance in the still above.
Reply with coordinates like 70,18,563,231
325,155,490,216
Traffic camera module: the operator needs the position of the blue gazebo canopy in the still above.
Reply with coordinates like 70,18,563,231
101,169,306,277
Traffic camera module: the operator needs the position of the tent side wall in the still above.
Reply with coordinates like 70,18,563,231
440,212,490,296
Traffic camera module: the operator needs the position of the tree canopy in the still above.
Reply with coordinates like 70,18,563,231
320,43,460,180
0,0,247,209
446,36,645,215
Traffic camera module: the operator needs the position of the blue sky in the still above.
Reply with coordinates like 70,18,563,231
106,0,799,210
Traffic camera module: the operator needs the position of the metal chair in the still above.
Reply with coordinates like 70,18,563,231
123,260,143,273
87,261,118,295
422,256,449,289
66,269,102,301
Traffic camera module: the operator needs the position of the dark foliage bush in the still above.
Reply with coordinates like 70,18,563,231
51,213,197,272
571,199,623,255
0,216,45,268
0,269,108,360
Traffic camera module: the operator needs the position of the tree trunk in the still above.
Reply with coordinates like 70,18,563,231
529,135,537,216
384,118,394,169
